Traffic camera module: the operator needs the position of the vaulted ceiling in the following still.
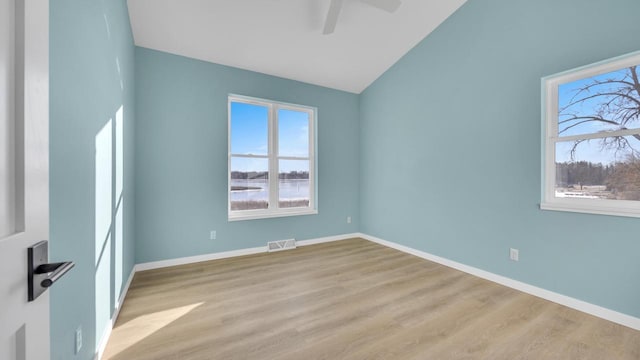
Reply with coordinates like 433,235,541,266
127,0,467,93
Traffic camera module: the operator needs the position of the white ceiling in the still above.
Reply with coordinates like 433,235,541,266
127,0,467,94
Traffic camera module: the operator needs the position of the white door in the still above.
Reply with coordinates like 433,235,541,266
0,0,50,359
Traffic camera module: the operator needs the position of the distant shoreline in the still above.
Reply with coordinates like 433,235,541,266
231,185,262,191
230,199,310,211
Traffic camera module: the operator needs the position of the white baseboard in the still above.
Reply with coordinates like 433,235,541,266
135,233,359,272
135,246,266,272
297,233,359,247
357,232,640,331
94,268,136,360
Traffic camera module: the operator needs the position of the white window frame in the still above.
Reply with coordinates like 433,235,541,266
228,94,317,221
541,50,640,218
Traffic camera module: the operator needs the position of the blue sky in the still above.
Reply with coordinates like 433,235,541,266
230,102,268,155
556,67,639,164
230,102,310,173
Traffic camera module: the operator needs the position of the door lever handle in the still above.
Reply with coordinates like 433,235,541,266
35,261,75,288
28,241,75,301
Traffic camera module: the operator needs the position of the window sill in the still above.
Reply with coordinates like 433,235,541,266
228,209,318,222
539,202,640,218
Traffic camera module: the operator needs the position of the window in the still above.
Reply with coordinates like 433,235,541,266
228,95,316,221
541,51,640,217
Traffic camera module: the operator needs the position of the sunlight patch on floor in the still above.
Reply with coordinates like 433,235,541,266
105,302,204,359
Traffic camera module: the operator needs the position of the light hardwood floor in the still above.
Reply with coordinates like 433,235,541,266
103,238,640,360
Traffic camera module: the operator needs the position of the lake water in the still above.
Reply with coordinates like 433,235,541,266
230,179,310,201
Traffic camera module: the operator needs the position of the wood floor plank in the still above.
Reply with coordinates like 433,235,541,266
102,238,640,360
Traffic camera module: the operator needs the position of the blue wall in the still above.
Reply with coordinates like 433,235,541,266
134,48,359,263
50,0,136,359
360,0,640,317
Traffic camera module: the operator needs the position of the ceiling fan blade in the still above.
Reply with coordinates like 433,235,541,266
360,0,401,13
323,0,344,35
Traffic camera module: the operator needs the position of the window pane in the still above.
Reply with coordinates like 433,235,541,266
555,136,640,200
230,102,268,155
278,109,309,157
279,160,310,208
230,157,269,210
558,65,640,137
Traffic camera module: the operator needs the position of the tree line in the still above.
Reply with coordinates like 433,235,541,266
231,171,309,180
556,161,614,186
557,158,640,200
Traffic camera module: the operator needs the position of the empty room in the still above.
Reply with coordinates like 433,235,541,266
2,0,640,359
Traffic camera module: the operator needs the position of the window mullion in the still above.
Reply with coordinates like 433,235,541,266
269,105,279,210
308,108,315,209
229,154,269,159
555,128,640,142
278,156,310,161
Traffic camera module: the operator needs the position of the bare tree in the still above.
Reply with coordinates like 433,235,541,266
606,154,640,200
559,65,640,160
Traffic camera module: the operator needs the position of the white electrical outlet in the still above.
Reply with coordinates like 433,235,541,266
510,248,519,262
347,216,352,224
75,326,82,354
210,230,217,240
